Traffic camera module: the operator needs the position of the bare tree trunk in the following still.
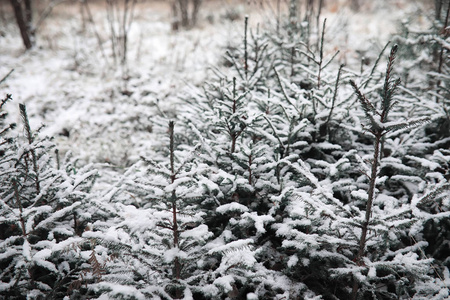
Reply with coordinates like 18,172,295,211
24,0,35,42
82,0,110,66
191,0,202,26
351,0,360,11
305,0,314,25
0,4,6,28
276,0,281,33
171,0,202,30
351,133,381,300
9,0,33,49
316,0,324,33
169,121,182,299
79,0,87,32
24,0,32,24
171,1,179,30
179,0,189,28
121,0,135,67
122,0,129,66
106,0,118,64
436,0,443,20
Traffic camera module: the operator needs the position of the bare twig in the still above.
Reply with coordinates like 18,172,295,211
34,0,69,33
0,69,14,85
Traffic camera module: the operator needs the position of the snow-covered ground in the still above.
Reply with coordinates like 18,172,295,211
0,0,431,167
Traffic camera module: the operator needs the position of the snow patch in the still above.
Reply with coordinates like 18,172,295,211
216,202,249,214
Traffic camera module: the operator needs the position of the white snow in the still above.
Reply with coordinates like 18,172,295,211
287,255,299,268
351,189,368,201
93,282,146,300
216,202,249,214
213,275,235,292
163,247,187,263
22,240,31,261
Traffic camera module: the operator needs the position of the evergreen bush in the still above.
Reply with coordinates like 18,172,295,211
0,100,106,299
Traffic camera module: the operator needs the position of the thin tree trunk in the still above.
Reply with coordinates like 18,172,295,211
0,4,6,26
171,1,179,30
191,0,202,26
436,0,449,102
179,0,189,28
276,0,281,34
316,0,324,33
438,1,449,75
169,121,181,298
24,0,32,25
82,0,110,67
9,0,33,49
351,0,360,11
306,0,314,25
436,0,443,20
24,0,32,23
106,0,118,64
351,133,382,300
20,104,40,195
24,0,35,42
122,0,130,66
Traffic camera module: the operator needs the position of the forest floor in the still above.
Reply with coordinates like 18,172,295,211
0,0,432,169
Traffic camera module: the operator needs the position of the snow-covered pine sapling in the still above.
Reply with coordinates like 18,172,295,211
19,104,40,194
230,78,245,153
362,41,390,89
393,1,449,98
349,45,430,300
296,18,340,90
325,63,344,137
317,18,326,89
225,17,270,89
277,18,340,124
181,75,249,155
0,102,100,299
0,94,15,150
87,120,213,299
144,121,212,298
215,77,249,154
249,24,270,81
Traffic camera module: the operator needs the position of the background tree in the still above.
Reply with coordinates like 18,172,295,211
9,0,33,49
171,0,203,30
9,0,65,50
